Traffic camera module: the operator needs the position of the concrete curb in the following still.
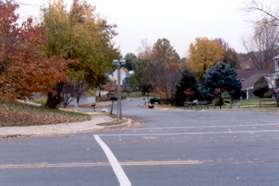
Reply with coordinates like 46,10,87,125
101,118,136,130
0,115,134,139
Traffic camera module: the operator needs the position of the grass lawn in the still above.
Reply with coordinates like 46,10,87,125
238,98,277,108
0,100,90,127
177,98,278,111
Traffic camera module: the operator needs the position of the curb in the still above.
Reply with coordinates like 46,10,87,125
102,118,135,130
0,115,135,139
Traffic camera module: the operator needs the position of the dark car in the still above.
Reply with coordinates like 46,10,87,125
150,98,161,105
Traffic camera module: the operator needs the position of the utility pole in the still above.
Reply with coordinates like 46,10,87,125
112,59,126,120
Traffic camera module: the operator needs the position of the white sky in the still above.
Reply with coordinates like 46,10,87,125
17,0,278,57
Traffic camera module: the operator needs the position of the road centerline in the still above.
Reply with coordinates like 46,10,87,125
94,135,131,186
99,129,279,137
0,160,204,170
124,123,279,131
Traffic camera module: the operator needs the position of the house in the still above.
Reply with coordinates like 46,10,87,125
237,55,279,99
109,67,134,86
237,70,271,99
265,55,279,88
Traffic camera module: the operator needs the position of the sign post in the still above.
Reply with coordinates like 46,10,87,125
112,59,126,120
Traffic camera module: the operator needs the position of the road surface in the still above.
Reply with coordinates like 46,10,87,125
1,98,279,186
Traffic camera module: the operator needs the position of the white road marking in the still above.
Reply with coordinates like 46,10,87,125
94,135,131,186
0,160,203,170
100,129,279,137
126,123,279,131
1,159,278,170
0,162,109,169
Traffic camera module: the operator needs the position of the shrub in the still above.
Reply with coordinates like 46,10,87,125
213,96,223,106
263,90,273,98
253,77,269,98
222,91,232,104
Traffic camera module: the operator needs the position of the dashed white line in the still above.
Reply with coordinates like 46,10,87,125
94,135,131,186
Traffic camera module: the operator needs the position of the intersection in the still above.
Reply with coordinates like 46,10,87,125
1,99,279,186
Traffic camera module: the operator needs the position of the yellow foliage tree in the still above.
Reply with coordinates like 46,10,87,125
187,38,225,79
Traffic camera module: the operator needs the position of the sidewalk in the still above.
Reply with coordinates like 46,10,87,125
0,113,127,138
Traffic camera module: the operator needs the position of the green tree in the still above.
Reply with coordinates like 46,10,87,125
129,38,182,100
127,58,153,94
124,53,137,71
42,0,119,107
174,69,199,106
253,77,269,98
201,62,242,101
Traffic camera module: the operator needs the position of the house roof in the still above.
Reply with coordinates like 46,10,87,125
236,70,271,90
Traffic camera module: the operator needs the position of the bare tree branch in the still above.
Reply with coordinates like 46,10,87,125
243,18,279,70
248,0,279,24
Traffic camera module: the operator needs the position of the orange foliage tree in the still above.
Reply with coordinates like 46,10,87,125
187,38,225,79
0,1,69,100
150,38,182,100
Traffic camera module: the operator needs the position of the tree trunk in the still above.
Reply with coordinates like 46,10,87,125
98,87,102,97
46,83,63,109
76,93,81,107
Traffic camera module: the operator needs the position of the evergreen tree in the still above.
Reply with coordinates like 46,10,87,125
201,62,242,101
124,53,137,71
174,69,199,106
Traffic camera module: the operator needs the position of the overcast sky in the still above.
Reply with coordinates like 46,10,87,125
17,0,278,57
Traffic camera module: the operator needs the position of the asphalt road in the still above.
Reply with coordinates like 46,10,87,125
1,98,279,186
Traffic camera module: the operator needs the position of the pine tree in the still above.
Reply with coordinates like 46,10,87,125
201,62,242,101
174,69,199,106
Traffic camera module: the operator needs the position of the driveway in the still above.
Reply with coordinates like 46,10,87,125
1,98,279,186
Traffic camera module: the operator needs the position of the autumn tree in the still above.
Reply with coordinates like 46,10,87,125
0,1,69,101
0,0,18,74
187,38,225,79
42,0,119,106
149,38,182,100
128,39,182,99
216,39,239,68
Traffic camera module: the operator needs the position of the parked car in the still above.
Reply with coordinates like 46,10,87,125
150,97,161,105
